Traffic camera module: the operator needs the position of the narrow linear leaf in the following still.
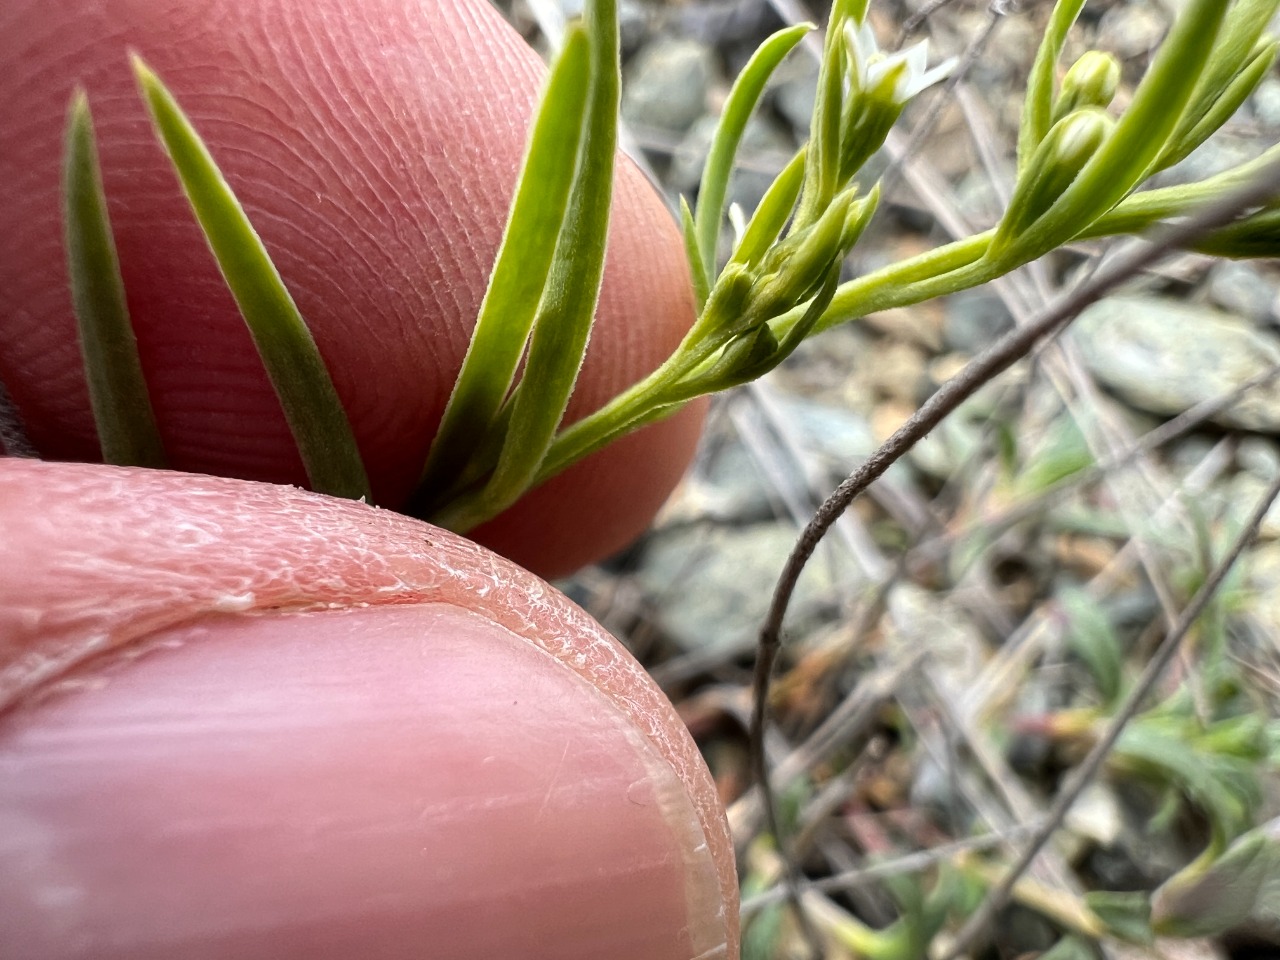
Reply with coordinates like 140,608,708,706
1152,820,1280,938
1162,0,1280,164
1157,39,1278,173
680,196,711,309
418,25,592,502
1191,206,1280,259
693,23,811,280
731,146,807,269
796,11,847,228
131,56,370,501
440,0,619,531
1060,587,1123,705
1085,890,1153,945
1087,139,1280,237
63,89,167,468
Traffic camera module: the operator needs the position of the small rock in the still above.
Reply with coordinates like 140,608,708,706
1167,435,1221,475
884,583,985,686
668,115,717,194
669,112,792,216
1096,5,1168,59
768,395,879,470
771,54,820,135
1227,473,1280,539
617,0,650,54
1237,436,1280,481
1162,134,1272,185
1071,296,1280,433
683,436,777,523
944,288,1016,354
866,340,930,405
1252,76,1280,128
1066,782,1125,848
621,36,717,135
1246,540,1280,637
1207,261,1277,326
636,522,855,653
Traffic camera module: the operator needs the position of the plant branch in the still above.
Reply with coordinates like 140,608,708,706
746,152,1280,901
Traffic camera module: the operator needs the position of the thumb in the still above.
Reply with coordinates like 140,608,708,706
0,461,738,960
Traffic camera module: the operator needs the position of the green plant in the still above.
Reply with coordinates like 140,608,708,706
27,0,1280,543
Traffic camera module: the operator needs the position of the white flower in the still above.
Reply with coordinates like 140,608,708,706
843,19,957,104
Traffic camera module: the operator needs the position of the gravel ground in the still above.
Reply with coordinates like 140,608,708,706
502,3,1280,958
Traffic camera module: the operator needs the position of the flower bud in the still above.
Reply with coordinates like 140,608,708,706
696,324,781,390
751,186,857,318
1053,51,1121,123
992,107,1113,255
694,261,758,342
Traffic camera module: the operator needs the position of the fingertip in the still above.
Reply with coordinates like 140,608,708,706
2,602,731,959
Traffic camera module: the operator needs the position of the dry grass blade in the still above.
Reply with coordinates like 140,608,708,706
741,820,1043,914
939,467,1280,959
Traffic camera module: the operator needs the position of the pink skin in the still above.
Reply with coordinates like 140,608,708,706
0,460,739,959
0,0,707,579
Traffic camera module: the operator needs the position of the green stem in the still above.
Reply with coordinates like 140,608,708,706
533,234,997,494
809,231,993,335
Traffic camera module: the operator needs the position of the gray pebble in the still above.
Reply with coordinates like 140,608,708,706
1072,296,1280,433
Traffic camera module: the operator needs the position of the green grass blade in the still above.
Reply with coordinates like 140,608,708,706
132,56,370,501
693,23,811,280
433,0,619,532
63,90,168,469
418,25,592,501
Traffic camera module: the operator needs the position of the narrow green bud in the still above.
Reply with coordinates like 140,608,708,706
694,261,758,343
838,91,905,184
1053,51,1121,123
992,108,1113,255
752,186,857,317
698,324,781,390
839,183,881,252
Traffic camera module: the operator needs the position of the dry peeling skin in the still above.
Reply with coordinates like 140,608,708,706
0,0,705,578
0,461,738,960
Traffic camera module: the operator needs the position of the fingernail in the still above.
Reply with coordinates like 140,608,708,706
2,602,730,960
